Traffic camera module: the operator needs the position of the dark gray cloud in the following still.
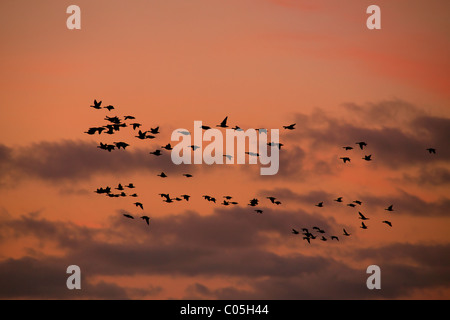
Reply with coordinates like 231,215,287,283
284,100,450,169
403,166,450,186
0,140,194,185
1,208,448,299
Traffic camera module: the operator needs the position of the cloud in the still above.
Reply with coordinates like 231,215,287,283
0,140,194,185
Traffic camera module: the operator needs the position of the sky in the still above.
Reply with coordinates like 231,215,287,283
0,0,449,299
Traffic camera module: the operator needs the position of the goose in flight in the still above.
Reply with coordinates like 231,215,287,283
426,148,436,154
360,222,368,229
182,173,193,178
134,202,144,210
90,99,102,109
353,200,362,205
342,146,353,150
320,236,327,241
200,125,211,130
315,202,324,208
157,172,167,178
114,142,129,150
130,123,141,130
136,130,149,140
216,116,229,128
331,236,339,241
347,203,356,207
255,209,263,214
313,227,325,233
162,143,173,150
382,220,392,227
141,216,150,225
385,205,394,212
334,197,343,202
150,126,160,134
115,183,124,191
356,141,367,150
362,155,372,161
358,212,369,220
245,151,260,157
283,123,296,130
189,145,200,151
104,105,115,111
340,157,351,163
125,183,135,189
292,229,300,235
343,229,351,236
124,115,135,120
232,125,243,131
123,213,134,219
267,196,277,203
303,237,311,244
150,150,162,156
181,194,190,201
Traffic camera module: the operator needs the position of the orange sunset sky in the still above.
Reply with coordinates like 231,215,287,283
0,0,449,299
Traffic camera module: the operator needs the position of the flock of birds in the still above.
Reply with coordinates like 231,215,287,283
86,99,437,243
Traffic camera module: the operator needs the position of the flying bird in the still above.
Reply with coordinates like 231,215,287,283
124,115,135,120
182,173,193,178
426,148,436,154
360,222,368,229
217,116,229,128
347,203,356,207
255,209,263,214
340,157,351,163
150,126,160,134
356,141,367,150
353,200,362,205
283,123,296,130
104,105,115,111
123,213,134,219
149,150,162,156
331,236,339,241
162,143,173,150
114,142,129,150
362,155,372,161
90,99,102,109
334,197,343,202
125,183,135,189
181,194,190,201
189,145,200,151
315,202,324,208
342,146,353,150
358,212,369,220
134,202,144,210
131,123,142,130
141,216,150,225
292,229,300,235
157,172,167,178
200,125,211,130
267,197,277,203
343,229,351,236
385,205,394,212
382,220,392,227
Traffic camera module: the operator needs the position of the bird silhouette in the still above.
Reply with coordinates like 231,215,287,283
353,200,362,205
245,152,260,157
360,222,368,229
267,196,277,203
340,157,351,163
248,198,259,206
90,99,102,109
320,236,327,241
315,202,324,207
104,116,121,124
356,142,367,150
255,209,263,214
232,125,243,131
362,155,372,161
162,143,173,150
331,236,339,241
125,183,135,189
124,115,135,120
141,216,150,225
292,229,300,235
189,145,200,151
134,202,144,210
150,126,160,134
347,203,356,207
382,220,392,227
343,229,351,236
303,237,311,244
216,116,229,128
130,193,138,197
136,130,149,139
342,146,353,150
313,227,325,233
385,205,394,212
358,212,369,220
157,172,167,178
283,123,296,130
223,196,233,200
104,105,115,111
123,213,134,219
131,123,142,130
426,148,436,154
181,194,190,201
334,197,343,202
201,125,211,130
182,173,193,178
114,142,129,150
150,150,162,156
